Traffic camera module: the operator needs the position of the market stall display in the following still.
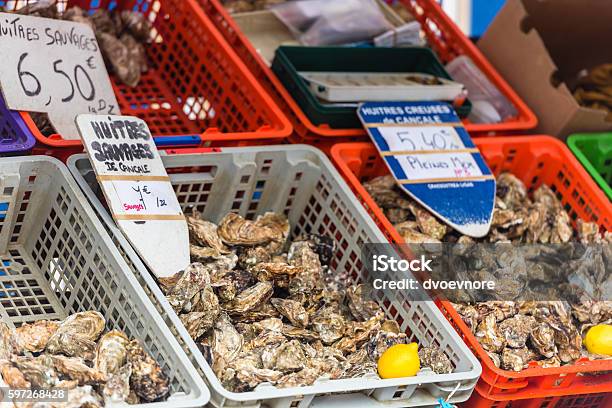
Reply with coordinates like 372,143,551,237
67,145,482,407
0,0,291,160
330,137,612,407
0,155,209,407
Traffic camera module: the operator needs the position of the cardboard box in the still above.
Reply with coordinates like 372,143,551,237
478,0,612,138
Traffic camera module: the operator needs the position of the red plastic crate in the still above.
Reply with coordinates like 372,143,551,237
330,136,612,402
197,0,536,150
4,0,291,160
462,385,612,408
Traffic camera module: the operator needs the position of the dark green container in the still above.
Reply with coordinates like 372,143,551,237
272,46,472,129
567,133,612,201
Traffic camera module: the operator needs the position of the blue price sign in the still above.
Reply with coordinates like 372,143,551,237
358,101,495,237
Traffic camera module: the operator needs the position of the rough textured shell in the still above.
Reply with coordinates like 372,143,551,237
14,320,59,354
418,346,453,374
218,213,277,246
95,330,130,376
46,311,106,360
127,339,170,402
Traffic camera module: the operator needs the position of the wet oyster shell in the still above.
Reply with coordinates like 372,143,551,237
366,330,407,361
501,347,536,371
218,213,277,246
187,213,230,254
0,361,30,388
127,340,170,402
498,315,536,349
212,314,243,363
224,281,274,315
475,314,505,353
49,355,107,385
261,340,306,372
46,311,106,360
253,262,301,288
95,330,129,376
271,298,309,328
346,284,381,321
103,363,132,404
418,346,453,374
529,322,557,358
276,367,322,388
166,262,212,313
312,307,346,345
12,355,58,388
0,322,14,361
295,234,336,267
14,320,59,353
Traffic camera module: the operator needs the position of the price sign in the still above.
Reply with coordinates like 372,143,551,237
358,101,496,237
0,13,119,138
76,114,189,278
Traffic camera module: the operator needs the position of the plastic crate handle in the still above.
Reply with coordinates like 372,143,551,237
153,135,202,147
161,147,222,155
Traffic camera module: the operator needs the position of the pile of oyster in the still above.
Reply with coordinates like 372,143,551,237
16,1,151,88
0,311,169,406
160,210,453,392
363,173,612,371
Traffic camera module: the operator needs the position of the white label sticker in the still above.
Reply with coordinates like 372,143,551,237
378,126,465,152
0,13,119,138
76,114,189,277
396,152,483,181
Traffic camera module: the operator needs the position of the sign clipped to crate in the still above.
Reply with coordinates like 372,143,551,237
76,114,188,278
358,101,495,237
0,12,119,138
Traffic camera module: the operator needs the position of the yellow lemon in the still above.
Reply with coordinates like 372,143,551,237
377,343,420,379
584,324,612,356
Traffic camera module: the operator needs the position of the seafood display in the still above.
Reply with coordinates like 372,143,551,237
220,0,287,13
160,210,454,392
0,311,169,405
363,173,612,371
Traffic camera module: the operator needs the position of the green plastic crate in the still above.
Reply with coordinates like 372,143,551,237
567,132,612,201
271,46,472,129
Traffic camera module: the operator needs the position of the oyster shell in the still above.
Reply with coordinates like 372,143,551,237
218,213,277,246
271,298,309,328
366,330,407,361
501,347,535,371
529,322,557,358
46,312,105,361
49,355,107,385
253,262,301,288
224,281,274,315
95,330,129,375
418,346,453,374
295,234,336,267
498,315,536,349
0,361,30,388
276,367,322,388
14,320,59,354
261,340,306,372
62,385,103,408
166,262,212,313
12,355,58,387
127,339,170,402
212,314,243,363
103,363,132,404
475,314,505,353
0,322,14,361
232,301,280,323
409,202,447,240
346,284,381,321
312,307,346,345
187,212,230,255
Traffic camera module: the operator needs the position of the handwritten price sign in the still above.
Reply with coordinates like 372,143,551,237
77,114,189,278
0,13,119,138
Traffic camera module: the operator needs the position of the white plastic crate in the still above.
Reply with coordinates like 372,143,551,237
67,145,481,408
0,156,210,408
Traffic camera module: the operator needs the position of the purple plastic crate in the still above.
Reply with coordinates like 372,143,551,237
0,95,36,156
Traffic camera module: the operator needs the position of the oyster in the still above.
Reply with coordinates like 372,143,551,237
232,301,280,323
62,385,103,408
218,213,277,246
281,325,320,342
224,281,274,314
418,346,453,374
14,320,59,353
181,311,216,340
312,307,346,345
95,330,130,375
498,315,536,348
475,314,505,353
501,347,535,371
0,361,30,388
346,284,381,321
409,202,447,240
166,262,212,313
187,212,230,255
103,363,132,404
276,367,322,388
366,330,407,361
114,10,152,41
0,322,14,361
261,340,306,372
127,339,170,402
271,298,309,328
253,262,301,288
49,355,107,385
529,322,557,358
212,314,243,363
12,355,58,387
46,312,105,360
295,234,336,266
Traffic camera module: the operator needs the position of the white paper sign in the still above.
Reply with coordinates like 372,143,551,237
378,126,464,152
76,114,189,278
0,13,119,138
395,152,484,181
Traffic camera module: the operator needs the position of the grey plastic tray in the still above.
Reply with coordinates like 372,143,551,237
0,156,209,408
67,145,481,408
